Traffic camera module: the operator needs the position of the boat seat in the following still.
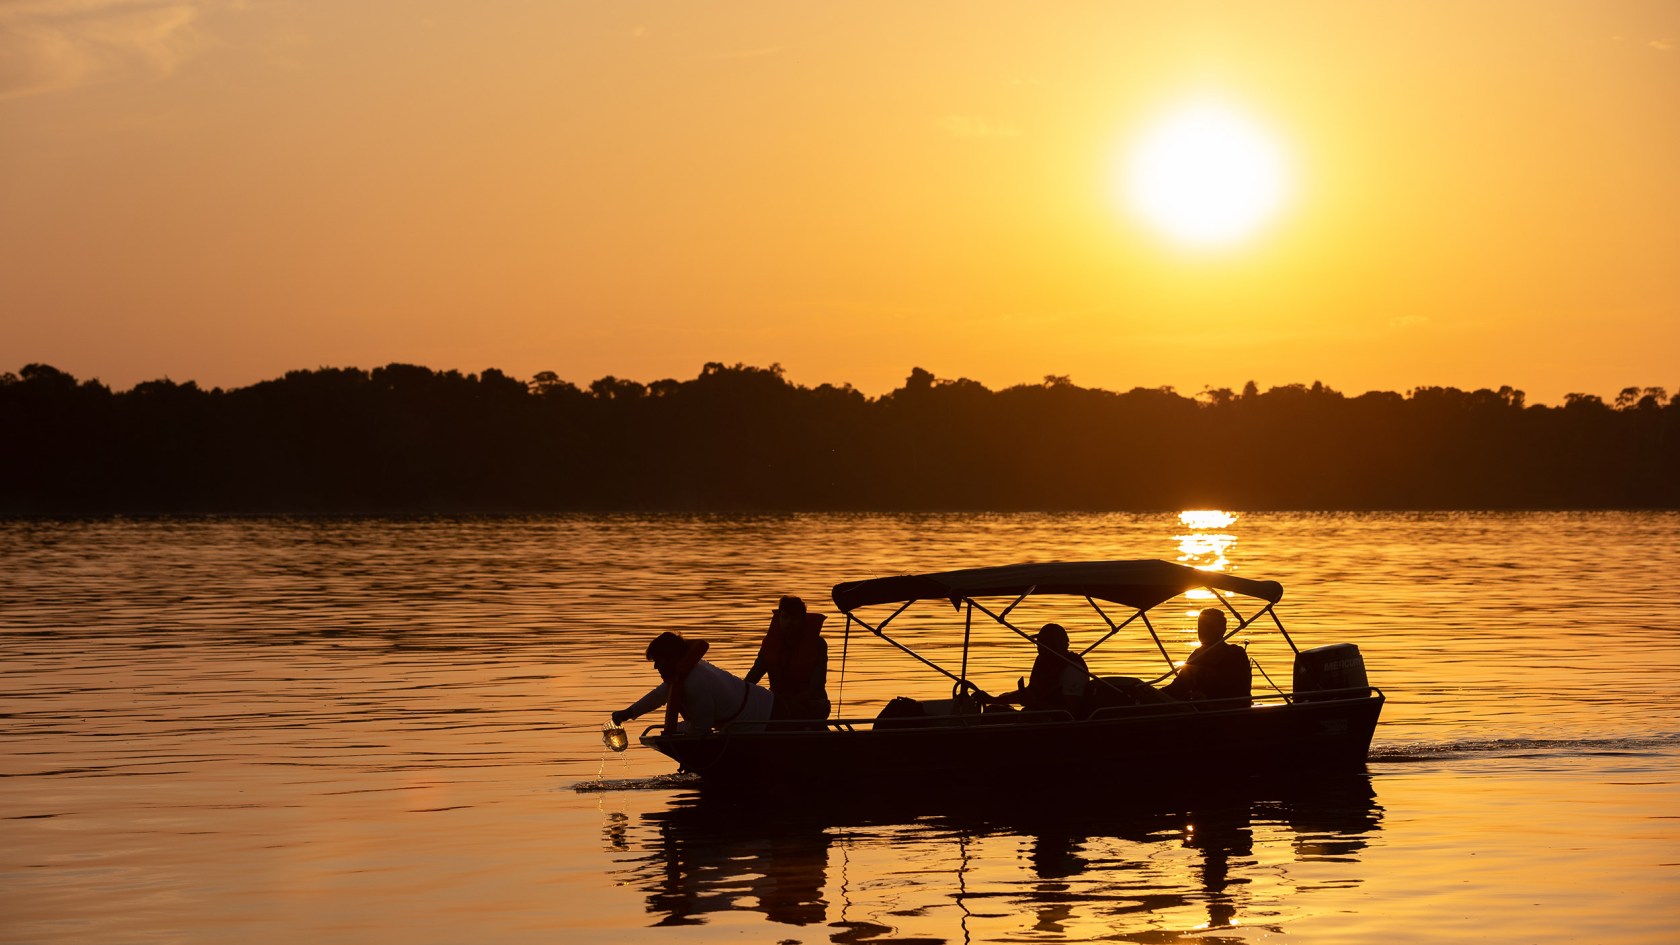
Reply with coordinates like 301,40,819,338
873,695,980,730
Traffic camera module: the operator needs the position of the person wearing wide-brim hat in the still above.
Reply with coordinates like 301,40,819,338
612,631,773,734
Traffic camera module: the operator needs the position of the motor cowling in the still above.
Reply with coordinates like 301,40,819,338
1293,643,1369,701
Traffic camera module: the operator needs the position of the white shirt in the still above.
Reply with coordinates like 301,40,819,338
622,659,774,732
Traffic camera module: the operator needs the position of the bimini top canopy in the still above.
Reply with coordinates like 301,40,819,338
831,559,1283,614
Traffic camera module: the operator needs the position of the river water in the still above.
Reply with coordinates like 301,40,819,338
2,512,1677,944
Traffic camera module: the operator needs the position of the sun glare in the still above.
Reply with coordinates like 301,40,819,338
1179,509,1237,529
1120,100,1292,250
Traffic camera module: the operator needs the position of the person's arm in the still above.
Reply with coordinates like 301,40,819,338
743,614,779,686
986,676,1027,706
1162,657,1198,697
611,682,669,726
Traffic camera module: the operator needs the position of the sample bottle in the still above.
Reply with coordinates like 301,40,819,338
602,720,629,752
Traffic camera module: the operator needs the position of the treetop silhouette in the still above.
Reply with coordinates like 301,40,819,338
2,362,1673,513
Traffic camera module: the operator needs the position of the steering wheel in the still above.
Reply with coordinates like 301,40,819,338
953,678,987,707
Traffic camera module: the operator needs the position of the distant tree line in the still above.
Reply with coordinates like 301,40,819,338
2,361,1674,513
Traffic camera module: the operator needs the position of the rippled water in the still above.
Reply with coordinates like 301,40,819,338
2,513,1677,944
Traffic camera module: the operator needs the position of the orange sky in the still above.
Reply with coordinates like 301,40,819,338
2,2,1676,404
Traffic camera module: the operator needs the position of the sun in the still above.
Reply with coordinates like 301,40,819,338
1119,99,1292,250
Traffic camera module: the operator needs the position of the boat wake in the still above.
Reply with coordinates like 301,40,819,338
1370,732,1680,764
571,773,701,793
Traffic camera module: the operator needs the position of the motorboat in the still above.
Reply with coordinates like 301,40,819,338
638,559,1383,790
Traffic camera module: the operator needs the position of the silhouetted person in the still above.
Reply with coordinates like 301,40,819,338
987,623,1088,714
1163,609,1251,704
613,631,772,733
744,596,831,722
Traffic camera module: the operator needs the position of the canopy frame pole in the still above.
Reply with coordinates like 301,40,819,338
960,601,973,686
1211,589,1273,635
1079,598,1146,657
837,614,853,716
1206,590,1286,648
966,595,1093,685
965,597,1033,643
865,600,916,636
1209,590,1253,642
1059,596,1128,688
1140,610,1175,673
847,605,967,687
876,634,966,687
1268,605,1297,654
1203,590,1289,655
997,587,1035,622
1083,595,1114,629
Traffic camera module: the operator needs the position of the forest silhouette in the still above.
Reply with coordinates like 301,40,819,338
3,362,1674,513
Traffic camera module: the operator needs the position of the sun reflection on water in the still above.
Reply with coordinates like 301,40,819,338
1175,509,1238,576
1178,509,1237,530
1173,510,1241,652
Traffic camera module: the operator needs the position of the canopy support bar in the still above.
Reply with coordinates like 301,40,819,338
857,600,916,637
1080,598,1145,657
960,601,973,685
837,614,853,716
964,594,1095,686
1141,610,1176,683
997,587,1035,622
858,606,968,688
1269,605,1297,654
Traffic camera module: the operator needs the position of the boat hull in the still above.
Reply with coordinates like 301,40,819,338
642,690,1384,792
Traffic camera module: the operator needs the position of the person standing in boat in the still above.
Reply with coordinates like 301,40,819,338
612,631,773,734
743,595,831,722
986,623,1088,714
1163,609,1251,703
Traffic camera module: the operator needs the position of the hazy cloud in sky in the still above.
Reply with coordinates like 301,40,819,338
0,0,226,98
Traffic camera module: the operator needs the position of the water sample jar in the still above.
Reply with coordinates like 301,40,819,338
602,721,629,752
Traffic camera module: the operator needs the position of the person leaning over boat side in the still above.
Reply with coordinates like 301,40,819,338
743,595,831,721
1162,609,1252,704
611,631,774,734
985,623,1088,714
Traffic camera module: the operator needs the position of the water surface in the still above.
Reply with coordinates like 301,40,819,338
3,512,1677,943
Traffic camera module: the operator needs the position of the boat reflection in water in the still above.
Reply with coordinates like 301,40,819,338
610,773,1383,940
616,796,832,928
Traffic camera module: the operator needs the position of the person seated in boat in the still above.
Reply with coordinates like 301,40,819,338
985,623,1089,715
612,631,774,734
1162,609,1251,704
744,595,831,722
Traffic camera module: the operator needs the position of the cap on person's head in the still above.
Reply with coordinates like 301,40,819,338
646,631,687,663
1032,623,1069,648
778,595,807,619
1197,609,1228,634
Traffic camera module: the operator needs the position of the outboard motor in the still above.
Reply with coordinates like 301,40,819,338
1293,643,1369,702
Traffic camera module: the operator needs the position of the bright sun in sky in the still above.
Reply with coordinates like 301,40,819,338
1121,99,1293,250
